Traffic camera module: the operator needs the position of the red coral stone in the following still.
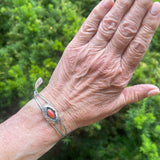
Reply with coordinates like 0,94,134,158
47,109,55,119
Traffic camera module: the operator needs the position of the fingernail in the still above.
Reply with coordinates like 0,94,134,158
150,2,160,16
148,89,160,97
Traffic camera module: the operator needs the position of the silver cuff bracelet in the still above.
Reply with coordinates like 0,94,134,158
34,77,67,137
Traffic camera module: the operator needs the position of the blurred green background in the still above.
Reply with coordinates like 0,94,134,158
0,0,160,159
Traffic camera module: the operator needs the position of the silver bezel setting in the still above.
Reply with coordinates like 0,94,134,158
42,104,59,125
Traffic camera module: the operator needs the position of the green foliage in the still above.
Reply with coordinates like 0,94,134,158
126,99,160,160
0,0,83,110
70,0,99,17
1,0,160,160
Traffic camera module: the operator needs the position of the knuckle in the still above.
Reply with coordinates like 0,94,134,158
100,17,117,35
94,58,107,75
117,0,131,9
118,20,137,39
92,7,100,17
92,6,104,19
82,21,97,33
143,23,157,34
133,89,141,102
111,79,127,90
137,0,151,8
93,55,116,77
93,0,113,19
130,40,147,55
100,0,113,11
111,68,129,89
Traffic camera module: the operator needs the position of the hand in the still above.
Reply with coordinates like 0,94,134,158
47,0,160,131
1,1,160,159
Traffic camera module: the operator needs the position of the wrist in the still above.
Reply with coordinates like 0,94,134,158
41,86,77,134
20,86,77,144
1,85,77,160
0,94,64,160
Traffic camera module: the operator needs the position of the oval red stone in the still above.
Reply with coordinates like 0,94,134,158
47,109,55,119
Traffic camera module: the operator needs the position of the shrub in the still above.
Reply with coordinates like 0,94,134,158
1,0,160,159
0,0,83,111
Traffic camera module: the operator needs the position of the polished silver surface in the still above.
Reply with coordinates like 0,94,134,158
34,77,67,137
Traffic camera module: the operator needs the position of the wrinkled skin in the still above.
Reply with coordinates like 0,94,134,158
1,1,160,160
48,0,160,130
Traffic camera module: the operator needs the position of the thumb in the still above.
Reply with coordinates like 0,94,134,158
118,84,160,106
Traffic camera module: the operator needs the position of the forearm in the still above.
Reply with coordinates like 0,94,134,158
1,0,160,159
0,87,75,160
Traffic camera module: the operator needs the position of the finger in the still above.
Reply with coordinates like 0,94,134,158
118,84,160,107
107,0,153,54
122,2,160,72
73,0,114,46
90,0,135,48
